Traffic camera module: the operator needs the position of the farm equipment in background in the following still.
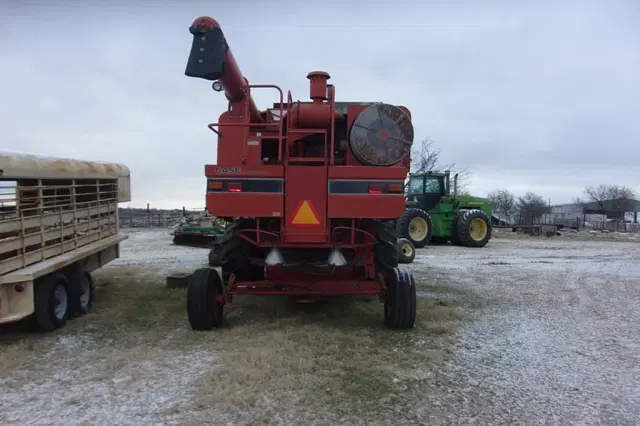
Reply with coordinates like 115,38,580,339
395,170,493,248
183,16,417,330
171,214,226,248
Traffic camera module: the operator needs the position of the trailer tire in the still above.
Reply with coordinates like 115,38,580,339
373,220,398,277
396,208,433,248
68,267,94,318
33,272,70,332
455,209,492,248
187,267,224,330
397,238,415,264
384,267,416,329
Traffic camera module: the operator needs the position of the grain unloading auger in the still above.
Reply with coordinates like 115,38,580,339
183,16,417,330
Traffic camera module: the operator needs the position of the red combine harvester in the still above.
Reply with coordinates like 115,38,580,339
184,16,417,330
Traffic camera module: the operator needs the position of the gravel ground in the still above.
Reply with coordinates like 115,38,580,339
1,229,639,425
412,237,640,425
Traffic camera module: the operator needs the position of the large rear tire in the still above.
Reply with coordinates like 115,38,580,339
396,208,433,248
187,267,224,331
384,267,416,329
455,209,492,248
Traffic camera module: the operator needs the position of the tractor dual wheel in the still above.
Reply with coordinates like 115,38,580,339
384,267,417,329
455,209,492,248
397,238,416,264
187,267,225,331
396,208,433,248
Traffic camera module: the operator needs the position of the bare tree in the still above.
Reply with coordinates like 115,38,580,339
583,184,636,214
410,138,471,193
487,189,516,224
516,192,547,224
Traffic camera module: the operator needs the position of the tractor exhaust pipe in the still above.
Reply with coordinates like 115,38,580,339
453,173,459,199
444,170,451,196
185,16,263,123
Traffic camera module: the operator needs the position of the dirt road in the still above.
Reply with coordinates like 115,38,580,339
1,230,639,425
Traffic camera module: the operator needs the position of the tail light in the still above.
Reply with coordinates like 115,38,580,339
228,182,243,192
368,184,383,194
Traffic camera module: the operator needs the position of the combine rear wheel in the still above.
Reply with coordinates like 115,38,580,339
384,267,416,329
396,208,433,248
187,268,224,330
397,238,415,264
455,209,492,248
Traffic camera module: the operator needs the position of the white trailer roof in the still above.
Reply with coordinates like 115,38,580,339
0,151,130,180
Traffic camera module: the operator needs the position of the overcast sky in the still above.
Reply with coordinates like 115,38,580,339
1,0,638,209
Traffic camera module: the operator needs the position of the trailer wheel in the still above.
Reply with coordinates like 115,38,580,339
33,272,70,332
187,267,224,331
384,267,416,329
396,208,433,248
68,267,94,317
397,238,416,264
455,209,492,248
373,220,398,276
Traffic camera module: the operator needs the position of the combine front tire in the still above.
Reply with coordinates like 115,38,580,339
220,221,264,283
384,267,416,329
397,238,416,264
208,244,222,267
187,268,224,330
455,209,492,248
396,208,433,248
373,220,399,276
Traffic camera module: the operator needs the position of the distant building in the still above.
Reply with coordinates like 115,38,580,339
543,198,640,230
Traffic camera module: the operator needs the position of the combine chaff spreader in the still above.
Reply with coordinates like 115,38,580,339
184,16,417,330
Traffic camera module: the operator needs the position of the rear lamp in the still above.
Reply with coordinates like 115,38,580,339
228,182,243,192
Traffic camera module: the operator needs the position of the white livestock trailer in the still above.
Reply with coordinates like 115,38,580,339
0,152,131,331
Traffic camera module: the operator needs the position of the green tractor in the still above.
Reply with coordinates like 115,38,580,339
395,170,493,248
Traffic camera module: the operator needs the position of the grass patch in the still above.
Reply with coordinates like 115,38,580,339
1,266,465,424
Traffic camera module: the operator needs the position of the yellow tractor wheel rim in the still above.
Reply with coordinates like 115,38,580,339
401,242,414,258
408,217,429,242
469,218,488,241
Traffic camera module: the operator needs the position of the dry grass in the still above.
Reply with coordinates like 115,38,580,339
0,266,464,424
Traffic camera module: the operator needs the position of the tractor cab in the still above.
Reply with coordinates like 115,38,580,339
405,170,451,210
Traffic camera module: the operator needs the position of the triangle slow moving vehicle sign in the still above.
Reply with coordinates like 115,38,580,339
291,200,320,226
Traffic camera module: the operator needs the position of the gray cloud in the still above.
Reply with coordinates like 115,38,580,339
1,0,639,208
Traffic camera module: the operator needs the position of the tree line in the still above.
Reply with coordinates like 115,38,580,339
487,185,636,224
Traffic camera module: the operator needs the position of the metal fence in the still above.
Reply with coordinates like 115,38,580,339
118,207,206,229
